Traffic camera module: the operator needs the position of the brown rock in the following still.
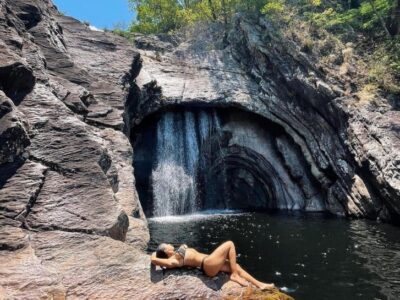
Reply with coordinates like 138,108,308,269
0,92,30,164
0,160,46,219
0,0,399,298
0,244,67,299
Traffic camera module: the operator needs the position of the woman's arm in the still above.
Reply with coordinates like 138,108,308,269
151,252,180,268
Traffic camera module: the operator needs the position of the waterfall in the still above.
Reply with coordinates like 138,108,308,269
152,110,221,216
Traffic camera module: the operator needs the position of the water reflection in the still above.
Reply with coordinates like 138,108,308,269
349,220,400,299
148,212,400,300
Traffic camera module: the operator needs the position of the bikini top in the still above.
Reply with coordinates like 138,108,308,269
175,244,188,266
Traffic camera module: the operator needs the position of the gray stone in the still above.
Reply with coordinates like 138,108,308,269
127,16,400,223
0,0,398,298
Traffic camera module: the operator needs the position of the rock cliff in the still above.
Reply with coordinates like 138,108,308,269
0,0,291,299
0,0,399,299
130,18,400,222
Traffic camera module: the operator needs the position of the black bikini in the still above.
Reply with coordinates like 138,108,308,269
175,244,208,273
175,244,187,266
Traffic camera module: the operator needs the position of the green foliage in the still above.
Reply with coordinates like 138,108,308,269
276,0,400,95
367,37,400,93
112,28,133,38
304,0,395,35
128,0,268,34
126,0,399,95
129,0,187,34
261,0,285,15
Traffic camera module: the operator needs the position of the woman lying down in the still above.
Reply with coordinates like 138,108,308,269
151,240,276,290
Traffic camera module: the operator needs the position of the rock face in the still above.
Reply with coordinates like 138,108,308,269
0,0,399,299
133,107,327,216
0,1,293,299
129,19,400,223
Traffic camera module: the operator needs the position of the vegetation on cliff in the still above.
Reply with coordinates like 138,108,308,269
128,0,399,38
121,0,399,99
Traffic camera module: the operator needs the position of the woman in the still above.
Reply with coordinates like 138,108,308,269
151,240,275,290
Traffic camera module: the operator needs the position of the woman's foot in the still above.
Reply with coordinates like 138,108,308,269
259,283,276,290
230,273,249,287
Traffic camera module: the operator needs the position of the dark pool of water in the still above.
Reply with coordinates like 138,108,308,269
148,211,400,300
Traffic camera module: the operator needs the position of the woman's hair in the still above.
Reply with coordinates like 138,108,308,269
156,244,168,259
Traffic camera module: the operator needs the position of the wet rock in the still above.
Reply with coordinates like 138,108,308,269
128,16,400,223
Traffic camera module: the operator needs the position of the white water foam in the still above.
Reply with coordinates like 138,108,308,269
151,110,222,217
149,209,246,223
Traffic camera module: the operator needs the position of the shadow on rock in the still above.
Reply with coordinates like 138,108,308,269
0,158,25,188
150,265,294,299
150,264,164,284
0,63,35,105
151,264,229,289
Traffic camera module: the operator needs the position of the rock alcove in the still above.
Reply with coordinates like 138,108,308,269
132,106,326,217
1,0,399,298
125,17,400,224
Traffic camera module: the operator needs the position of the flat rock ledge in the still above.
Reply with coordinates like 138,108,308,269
0,229,293,299
149,268,293,300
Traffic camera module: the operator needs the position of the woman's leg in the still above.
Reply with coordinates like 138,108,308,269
203,241,248,286
220,262,275,289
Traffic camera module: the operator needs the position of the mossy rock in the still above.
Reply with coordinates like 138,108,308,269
221,281,294,300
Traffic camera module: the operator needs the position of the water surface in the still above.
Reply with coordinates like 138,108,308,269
148,211,400,300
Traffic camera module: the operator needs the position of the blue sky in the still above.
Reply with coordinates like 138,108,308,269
53,0,136,30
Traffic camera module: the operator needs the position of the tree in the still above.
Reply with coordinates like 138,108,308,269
208,0,217,20
368,0,391,36
387,0,400,35
129,0,271,34
129,0,188,34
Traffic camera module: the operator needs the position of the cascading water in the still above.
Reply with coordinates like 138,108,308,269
151,110,222,217
134,108,326,217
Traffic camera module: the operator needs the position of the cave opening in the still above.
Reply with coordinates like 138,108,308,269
132,106,326,217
